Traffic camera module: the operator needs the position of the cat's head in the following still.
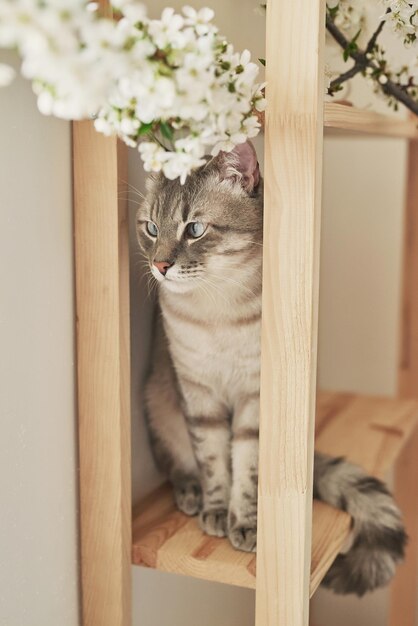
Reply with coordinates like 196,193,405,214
136,140,263,294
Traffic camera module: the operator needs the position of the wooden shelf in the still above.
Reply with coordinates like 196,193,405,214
324,103,418,139
132,392,418,594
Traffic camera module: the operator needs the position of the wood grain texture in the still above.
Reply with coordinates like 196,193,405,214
324,103,418,138
132,392,417,595
73,121,131,626
256,0,326,624
389,137,418,626
132,483,349,594
315,392,418,478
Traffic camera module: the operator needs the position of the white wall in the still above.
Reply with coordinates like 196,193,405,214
318,136,406,396
312,136,407,626
0,53,79,626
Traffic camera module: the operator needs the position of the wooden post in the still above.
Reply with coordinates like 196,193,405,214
73,124,131,626
389,138,418,626
255,1,325,625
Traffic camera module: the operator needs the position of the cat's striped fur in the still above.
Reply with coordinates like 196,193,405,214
137,142,406,595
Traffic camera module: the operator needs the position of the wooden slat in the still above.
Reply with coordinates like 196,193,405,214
132,392,418,595
315,392,418,478
132,484,257,589
73,123,131,626
389,134,418,626
324,103,418,139
256,0,325,624
309,501,351,596
132,483,348,594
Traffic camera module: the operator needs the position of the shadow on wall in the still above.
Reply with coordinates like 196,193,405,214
128,147,163,504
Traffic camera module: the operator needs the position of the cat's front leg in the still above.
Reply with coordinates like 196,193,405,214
228,393,259,552
180,378,231,538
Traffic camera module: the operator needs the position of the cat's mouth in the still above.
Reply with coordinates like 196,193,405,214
150,264,203,293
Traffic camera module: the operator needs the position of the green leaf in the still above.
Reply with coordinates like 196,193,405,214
343,29,361,62
160,122,174,140
138,122,153,136
259,58,266,67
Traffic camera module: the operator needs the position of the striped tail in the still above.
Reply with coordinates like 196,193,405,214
314,452,407,596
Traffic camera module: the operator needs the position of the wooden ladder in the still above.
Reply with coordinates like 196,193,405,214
72,1,418,625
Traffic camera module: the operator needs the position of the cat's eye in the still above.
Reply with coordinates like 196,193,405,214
146,221,158,237
186,222,205,239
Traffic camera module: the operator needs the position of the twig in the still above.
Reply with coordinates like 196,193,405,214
326,15,363,63
326,12,418,116
366,13,388,54
328,64,363,92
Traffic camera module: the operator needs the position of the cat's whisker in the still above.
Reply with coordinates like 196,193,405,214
195,275,230,307
117,190,143,198
144,271,159,300
194,277,219,308
205,271,259,300
118,178,146,201
117,194,143,206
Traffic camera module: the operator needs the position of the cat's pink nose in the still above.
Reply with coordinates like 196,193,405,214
154,261,172,276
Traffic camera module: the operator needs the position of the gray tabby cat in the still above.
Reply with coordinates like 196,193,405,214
137,141,406,596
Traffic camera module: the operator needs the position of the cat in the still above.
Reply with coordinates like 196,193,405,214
137,140,407,596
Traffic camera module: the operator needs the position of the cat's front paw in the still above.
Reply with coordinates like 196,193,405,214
228,525,257,552
199,507,228,537
173,476,202,516
228,512,257,552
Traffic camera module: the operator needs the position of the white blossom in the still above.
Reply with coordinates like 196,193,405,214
138,142,167,173
0,1,265,182
382,0,418,44
331,0,365,34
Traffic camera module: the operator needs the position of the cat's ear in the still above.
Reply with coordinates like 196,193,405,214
217,141,260,194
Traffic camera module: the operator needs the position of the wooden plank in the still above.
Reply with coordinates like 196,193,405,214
73,122,131,626
132,392,417,595
315,392,418,478
256,0,325,624
389,137,418,626
309,501,351,596
132,484,350,594
132,484,257,589
324,103,418,139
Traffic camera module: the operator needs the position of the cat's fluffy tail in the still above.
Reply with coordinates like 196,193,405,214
314,453,407,596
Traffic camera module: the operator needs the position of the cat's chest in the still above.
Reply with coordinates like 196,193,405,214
161,305,261,391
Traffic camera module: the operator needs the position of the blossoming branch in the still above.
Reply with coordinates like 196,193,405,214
326,0,418,115
0,0,265,182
